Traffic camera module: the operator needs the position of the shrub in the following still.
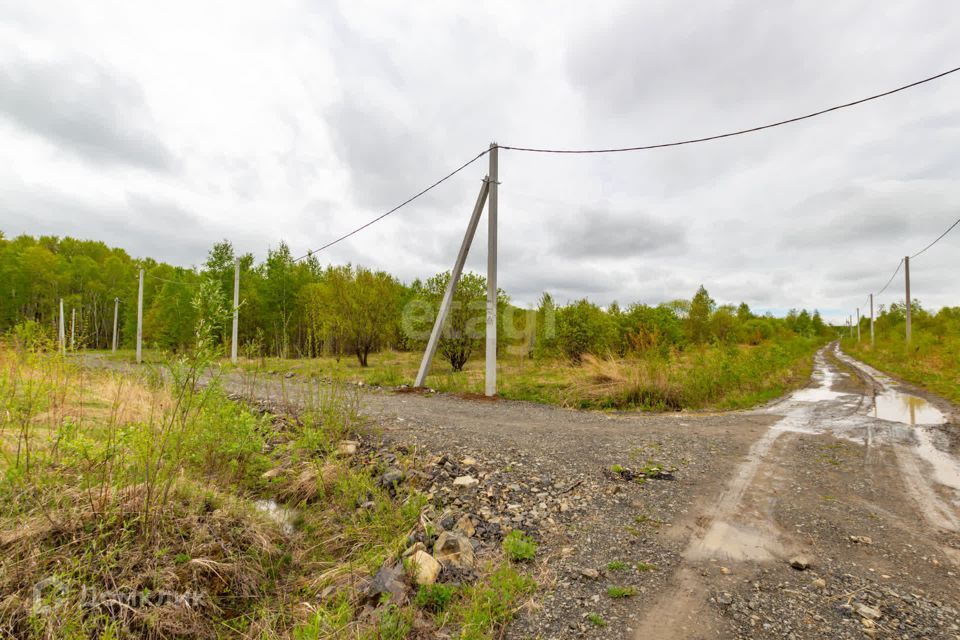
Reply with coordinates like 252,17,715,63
502,530,538,562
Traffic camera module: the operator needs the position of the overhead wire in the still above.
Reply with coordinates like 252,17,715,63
911,215,960,259
874,259,903,297
499,65,960,154
292,148,492,261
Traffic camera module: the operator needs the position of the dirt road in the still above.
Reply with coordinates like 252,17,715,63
94,345,960,637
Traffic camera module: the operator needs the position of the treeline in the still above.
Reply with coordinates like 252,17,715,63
0,233,831,368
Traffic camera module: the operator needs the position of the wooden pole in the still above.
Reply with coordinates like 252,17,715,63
485,143,498,397
415,178,490,386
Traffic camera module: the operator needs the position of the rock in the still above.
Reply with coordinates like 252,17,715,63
789,555,812,571
434,531,475,570
813,578,827,589
455,514,476,537
410,550,442,585
849,535,873,545
261,468,282,479
379,467,404,490
335,441,358,457
403,542,426,557
461,457,477,466
855,604,881,620
580,568,600,580
717,592,734,606
453,476,479,489
368,561,408,604
720,566,731,575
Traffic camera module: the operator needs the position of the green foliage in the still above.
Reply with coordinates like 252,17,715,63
606,560,629,571
456,564,536,640
502,530,538,562
606,585,637,598
587,613,607,627
847,303,960,403
405,271,507,372
555,299,617,363
415,583,457,612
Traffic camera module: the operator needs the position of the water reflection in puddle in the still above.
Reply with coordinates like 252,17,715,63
255,499,297,535
873,391,944,426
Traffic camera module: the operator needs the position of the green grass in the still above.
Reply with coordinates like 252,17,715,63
221,334,823,412
502,530,538,562
456,564,536,640
845,331,960,404
606,561,629,572
606,585,637,598
587,613,607,627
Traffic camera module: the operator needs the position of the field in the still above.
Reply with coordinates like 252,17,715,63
102,335,824,412
0,343,535,639
844,331,960,404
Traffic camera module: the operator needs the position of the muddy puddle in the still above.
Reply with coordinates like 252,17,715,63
873,390,945,426
255,499,298,535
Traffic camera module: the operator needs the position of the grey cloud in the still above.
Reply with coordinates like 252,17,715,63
0,56,174,171
550,208,686,258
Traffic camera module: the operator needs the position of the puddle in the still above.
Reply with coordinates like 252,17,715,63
686,520,783,561
873,391,945,426
254,499,297,535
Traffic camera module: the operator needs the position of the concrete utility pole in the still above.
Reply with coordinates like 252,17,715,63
231,258,240,364
856,307,860,342
485,142,499,397
136,269,144,364
58,298,66,356
416,178,490,387
112,297,119,353
869,293,875,347
904,255,912,344
70,307,76,350
848,316,853,338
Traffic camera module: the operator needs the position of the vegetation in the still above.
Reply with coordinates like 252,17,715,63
502,530,538,562
606,585,638,598
846,302,960,403
1,232,832,411
0,297,533,638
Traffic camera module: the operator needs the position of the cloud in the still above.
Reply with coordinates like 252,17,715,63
550,208,686,258
0,55,174,171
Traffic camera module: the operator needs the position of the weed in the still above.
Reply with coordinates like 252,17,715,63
587,612,607,627
456,564,536,640
606,560,629,572
635,562,657,572
415,583,457,612
502,530,538,562
607,585,638,598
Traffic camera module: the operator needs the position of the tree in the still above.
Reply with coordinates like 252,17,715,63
686,286,715,344
555,299,617,364
405,271,501,372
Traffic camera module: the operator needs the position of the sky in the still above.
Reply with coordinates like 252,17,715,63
1,1,959,324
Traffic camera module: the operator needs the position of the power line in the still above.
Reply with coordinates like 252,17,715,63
875,259,903,297
499,65,960,154
911,215,960,259
292,148,492,261
145,273,201,287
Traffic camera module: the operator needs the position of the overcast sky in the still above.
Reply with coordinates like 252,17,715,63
1,1,959,323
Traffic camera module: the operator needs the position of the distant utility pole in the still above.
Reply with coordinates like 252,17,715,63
869,293,875,347
856,307,860,342
231,257,240,364
848,315,853,338
70,307,76,350
904,255,912,344
485,142,499,397
112,297,119,353
58,298,66,356
136,269,144,364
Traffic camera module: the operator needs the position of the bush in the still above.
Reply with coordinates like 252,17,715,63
555,300,617,364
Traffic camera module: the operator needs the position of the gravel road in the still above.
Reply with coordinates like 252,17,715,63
88,344,960,638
